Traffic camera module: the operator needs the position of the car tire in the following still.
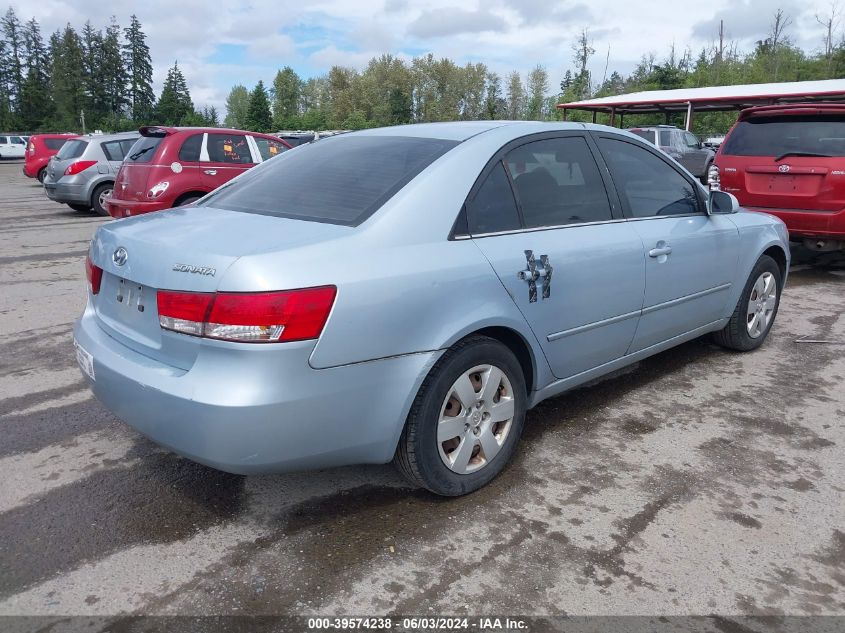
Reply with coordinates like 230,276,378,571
67,203,91,212
712,254,782,351
175,196,201,207
393,335,527,496
37,168,47,184
91,183,113,217
700,160,712,186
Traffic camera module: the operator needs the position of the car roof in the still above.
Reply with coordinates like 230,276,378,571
347,120,598,142
738,102,845,120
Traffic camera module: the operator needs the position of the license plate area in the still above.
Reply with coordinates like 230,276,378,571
94,273,162,349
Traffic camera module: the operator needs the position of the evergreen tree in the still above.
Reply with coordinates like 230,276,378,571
526,65,548,120
245,80,272,132
101,18,128,118
485,72,502,120
122,15,154,122
1,8,23,113
155,62,193,125
224,84,249,128
505,71,524,119
80,21,106,122
19,18,52,130
50,25,85,131
272,66,302,129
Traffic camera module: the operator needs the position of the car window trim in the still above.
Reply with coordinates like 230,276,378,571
451,130,623,240
590,131,707,219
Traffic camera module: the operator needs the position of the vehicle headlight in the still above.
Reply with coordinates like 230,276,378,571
148,181,170,198
707,164,720,191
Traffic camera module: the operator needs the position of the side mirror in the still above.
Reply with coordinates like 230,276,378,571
708,190,739,215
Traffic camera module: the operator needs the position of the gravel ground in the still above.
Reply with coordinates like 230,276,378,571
0,161,843,625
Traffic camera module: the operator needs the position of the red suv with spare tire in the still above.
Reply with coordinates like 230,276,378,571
106,126,291,218
712,103,845,252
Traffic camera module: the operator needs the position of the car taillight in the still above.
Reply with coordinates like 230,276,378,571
708,164,721,191
156,286,336,343
85,255,103,295
65,160,97,176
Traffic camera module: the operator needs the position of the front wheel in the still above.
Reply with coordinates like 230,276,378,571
67,203,90,212
713,254,782,351
394,335,526,496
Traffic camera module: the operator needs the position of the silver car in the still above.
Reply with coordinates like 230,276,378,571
74,122,790,496
43,132,140,215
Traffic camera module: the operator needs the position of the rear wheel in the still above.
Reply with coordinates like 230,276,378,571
394,335,526,496
37,168,47,184
713,255,782,351
91,183,113,217
700,160,712,186
67,203,90,212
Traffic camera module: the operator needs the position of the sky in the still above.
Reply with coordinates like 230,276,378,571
14,0,843,113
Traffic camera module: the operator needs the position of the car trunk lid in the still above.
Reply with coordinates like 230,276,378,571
89,207,350,369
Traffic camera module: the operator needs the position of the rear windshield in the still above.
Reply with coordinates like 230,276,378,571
56,139,88,159
126,136,164,163
199,135,459,226
44,138,68,150
722,115,845,157
629,130,655,144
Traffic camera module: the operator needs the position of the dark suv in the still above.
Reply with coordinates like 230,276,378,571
628,125,715,184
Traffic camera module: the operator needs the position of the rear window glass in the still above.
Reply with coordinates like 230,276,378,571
56,139,88,159
722,115,845,157
254,137,288,161
199,135,458,226
44,138,68,150
629,130,655,144
178,134,203,161
126,136,163,163
658,130,672,146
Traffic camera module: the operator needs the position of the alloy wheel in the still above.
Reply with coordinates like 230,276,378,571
747,271,777,338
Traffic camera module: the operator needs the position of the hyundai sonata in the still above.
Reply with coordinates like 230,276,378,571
74,121,790,496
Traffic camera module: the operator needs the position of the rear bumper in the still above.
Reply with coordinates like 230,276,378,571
745,206,845,240
105,197,171,219
23,161,43,178
73,303,440,474
44,180,90,204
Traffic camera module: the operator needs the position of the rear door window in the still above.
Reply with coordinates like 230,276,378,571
658,130,672,146
598,137,701,218
200,135,457,226
102,140,127,161
722,115,845,157
57,139,88,159
0,136,7,144
126,137,163,163
254,137,288,161
207,133,252,164
44,138,68,150
467,162,521,234
178,133,203,161
505,136,613,228
629,130,655,144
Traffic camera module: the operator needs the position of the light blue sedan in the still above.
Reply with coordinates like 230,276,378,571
74,122,790,496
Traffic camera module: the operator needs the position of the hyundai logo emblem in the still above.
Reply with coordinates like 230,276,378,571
778,164,790,173
112,247,128,266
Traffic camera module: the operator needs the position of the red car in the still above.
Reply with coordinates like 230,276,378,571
106,126,291,218
713,103,845,251
24,134,77,183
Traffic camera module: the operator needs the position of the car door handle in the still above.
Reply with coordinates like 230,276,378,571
648,245,673,258
203,169,217,176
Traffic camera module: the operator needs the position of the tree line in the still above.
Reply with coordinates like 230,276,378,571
4,5,845,136
225,7,845,137
0,7,217,133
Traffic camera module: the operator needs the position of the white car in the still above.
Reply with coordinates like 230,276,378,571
0,134,26,159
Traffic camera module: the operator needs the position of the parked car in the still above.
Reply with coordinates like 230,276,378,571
276,129,349,147
712,103,845,252
627,125,715,184
23,134,77,183
0,134,27,159
106,127,292,218
703,135,725,150
42,132,140,215
75,122,789,496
